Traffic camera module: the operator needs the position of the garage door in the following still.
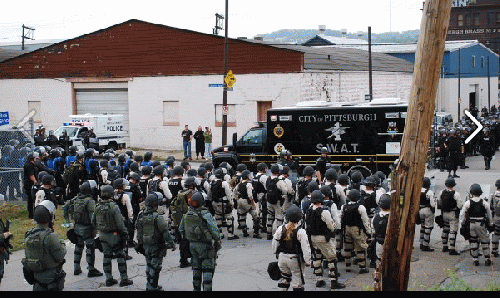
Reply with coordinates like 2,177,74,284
75,88,130,144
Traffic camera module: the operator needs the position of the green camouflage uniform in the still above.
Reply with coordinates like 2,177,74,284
179,206,221,291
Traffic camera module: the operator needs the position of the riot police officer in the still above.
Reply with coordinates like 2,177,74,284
179,192,221,291
135,192,176,291
315,147,331,184
444,129,464,178
63,180,103,278
22,201,66,291
92,185,133,287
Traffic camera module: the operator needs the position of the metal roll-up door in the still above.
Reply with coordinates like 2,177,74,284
75,88,130,144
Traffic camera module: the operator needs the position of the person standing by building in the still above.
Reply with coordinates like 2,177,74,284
24,152,39,219
182,125,193,161
179,192,221,291
204,127,213,160
444,129,464,178
194,126,205,160
479,128,495,170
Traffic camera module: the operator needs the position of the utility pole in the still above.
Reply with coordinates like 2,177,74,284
375,0,452,291
222,0,229,146
368,26,373,101
21,24,35,51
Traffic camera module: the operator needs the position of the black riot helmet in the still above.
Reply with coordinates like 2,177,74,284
100,185,114,199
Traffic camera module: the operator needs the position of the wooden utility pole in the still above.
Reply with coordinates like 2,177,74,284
376,0,453,291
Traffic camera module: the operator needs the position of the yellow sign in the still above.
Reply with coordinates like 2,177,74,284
224,70,237,88
273,124,284,138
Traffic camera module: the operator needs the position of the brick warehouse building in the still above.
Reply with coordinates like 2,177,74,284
447,0,500,55
0,19,414,151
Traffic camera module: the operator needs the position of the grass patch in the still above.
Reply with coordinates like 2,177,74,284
0,202,67,251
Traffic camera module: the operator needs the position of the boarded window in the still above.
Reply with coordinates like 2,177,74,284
215,104,236,127
163,101,179,126
28,101,41,123
257,101,272,122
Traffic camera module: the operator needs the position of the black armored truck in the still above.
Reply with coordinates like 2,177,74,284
212,98,408,175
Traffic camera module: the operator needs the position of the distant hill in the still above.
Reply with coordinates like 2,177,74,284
256,29,420,44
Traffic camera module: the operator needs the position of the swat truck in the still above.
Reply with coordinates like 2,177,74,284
212,98,408,175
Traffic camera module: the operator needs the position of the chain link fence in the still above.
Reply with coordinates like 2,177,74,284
0,128,33,202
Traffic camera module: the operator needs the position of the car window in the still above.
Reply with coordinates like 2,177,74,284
240,129,263,145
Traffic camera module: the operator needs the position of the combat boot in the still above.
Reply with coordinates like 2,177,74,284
331,280,346,290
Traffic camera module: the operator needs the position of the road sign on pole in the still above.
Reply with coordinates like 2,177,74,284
0,112,9,126
225,70,236,88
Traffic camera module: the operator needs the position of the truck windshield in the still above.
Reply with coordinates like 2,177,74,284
240,129,263,145
53,126,79,138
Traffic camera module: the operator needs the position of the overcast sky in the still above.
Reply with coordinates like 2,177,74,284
0,0,425,43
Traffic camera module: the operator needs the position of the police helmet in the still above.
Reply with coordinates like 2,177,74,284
134,155,143,163
241,170,251,180
363,176,377,187
285,205,303,223
347,189,361,202
68,146,78,155
1,145,13,156
444,177,456,187
320,147,328,154
495,179,500,189
236,164,247,172
422,177,431,189
270,164,282,174
80,180,98,195
181,161,190,169
49,149,60,159
190,191,205,206
113,178,129,189
100,185,114,199
125,150,134,158
197,167,207,177
37,171,49,182
42,174,55,185
85,148,95,159
99,160,109,168
325,169,338,182
27,151,39,161
129,173,141,183
173,166,184,176
214,168,224,179
204,162,214,171
117,154,127,164
470,184,483,196
338,174,350,186
310,190,325,204
33,202,55,224
257,163,268,172
187,169,198,177
350,170,363,183
8,139,20,147
141,166,153,176
184,177,197,189
151,160,161,168
128,162,139,173
280,166,291,176
145,193,159,208
320,185,333,198
166,158,175,167
306,181,319,194
375,171,386,182
302,166,315,177
219,161,229,169
144,151,153,161
378,194,391,210
153,165,165,176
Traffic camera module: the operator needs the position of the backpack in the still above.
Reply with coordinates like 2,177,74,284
493,193,500,216
210,179,225,202
420,189,430,207
147,179,161,195
62,163,79,184
360,190,377,216
73,195,91,225
170,190,191,226
252,174,266,195
440,190,456,212
266,177,283,205
327,183,341,209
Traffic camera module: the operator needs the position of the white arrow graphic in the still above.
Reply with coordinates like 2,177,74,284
464,110,484,144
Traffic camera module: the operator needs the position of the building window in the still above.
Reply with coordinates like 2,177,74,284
215,104,236,127
481,56,485,68
473,13,480,26
465,14,471,26
472,55,476,68
163,101,179,126
488,12,496,26
458,14,464,27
